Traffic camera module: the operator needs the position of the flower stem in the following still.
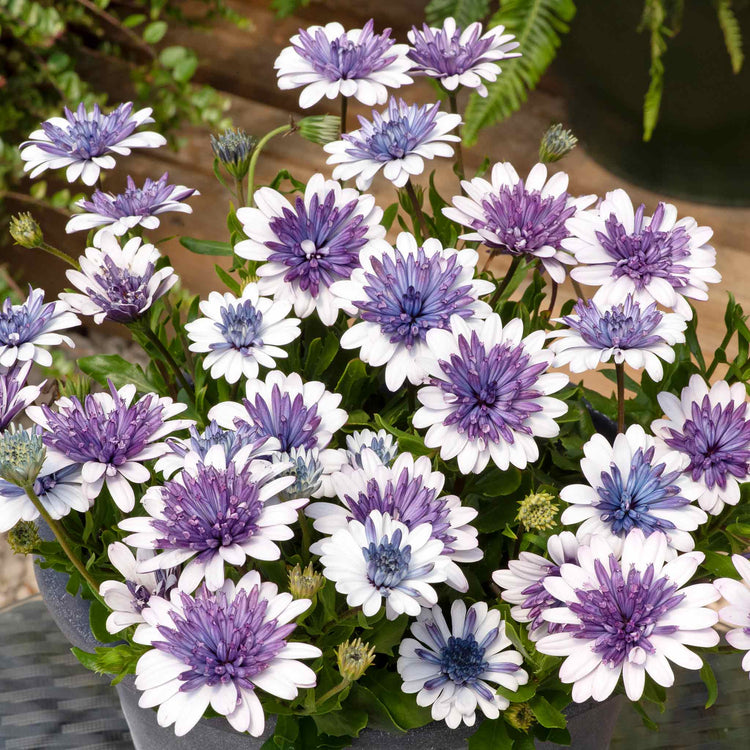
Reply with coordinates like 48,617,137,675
616,362,626,434
234,176,247,207
705,327,734,379
489,256,522,309
571,279,585,300
314,678,350,708
340,95,348,134
38,242,80,269
546,280,559,315
404,179,429,240
247,123,294,207
134,321,192,397
447,91,465,186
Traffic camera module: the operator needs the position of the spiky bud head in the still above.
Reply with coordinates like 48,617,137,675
336,638,376,682
9,212,43,249
539,123,578,163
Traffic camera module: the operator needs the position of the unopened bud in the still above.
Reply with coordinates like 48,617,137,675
8,520,41,555
210,128,257,180
539,124,578,164
0,425,46,488
506,702,536,732
297,114,342,145
9,212,43,248
516,491,559,532
336,638,376,682
288,562,325,599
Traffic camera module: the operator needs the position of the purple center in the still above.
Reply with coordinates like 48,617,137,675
596,203,692,291
355,247,475,349
212,300,263,354
156,586,294,692
126,570,173,614
664,396,750,490
571,557,683,666
434,330,546,444
0,291,56,348
85,254,157,323
266,191,367,297
166,421,259,463
408,23,494,77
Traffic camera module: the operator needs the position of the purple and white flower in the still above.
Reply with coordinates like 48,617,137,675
443,162,595,283
120,445,302,593
341,428,398,469
559,425,707,556
0,361,44,432
235,174,387,325
274,20,412,108
20,103,166,186
100,542,177,634
318,510,449,620
331,232,493,391
185,285,301,384
652,375,750,515
714,554,750,674
27,381,192,512
272,446,325,501
413,314,568,474
407,18,520,97
308,449,481,591
324,98,461,190
66,173,198,244
536,530,720,702
0,288,79,368
60,233,177,325
549,295,687,382
397,601,528,728
493,532,581,641
567,189,721,319
133,571,320,736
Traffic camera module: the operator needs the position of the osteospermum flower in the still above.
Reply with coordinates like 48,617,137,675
536,530,720,702
331,232,494,391
652,375,750,515
0,361,43,432
185,285,301,384
60,233,177,325
714,555,750,673
0,288,79,368
414,314,568,474
308,449,481,591
319,510,448,620
66,173,198,244
120,445,302,593
492,531,580,641
442,162,595,283
234,174,387,325
549,296,687,382
341,428,398,468
272,447,324,501
559,425,707,556
27,382,192,512
275,20,413,108
324,98,461,190
100,542,177,634
20,102,166,185
567,189,721,319
133,571,320,737
397,601,528,728
407,18,520,97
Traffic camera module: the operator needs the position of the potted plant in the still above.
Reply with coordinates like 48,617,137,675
2,14,750,750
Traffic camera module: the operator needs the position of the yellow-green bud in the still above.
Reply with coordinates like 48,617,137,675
9,212,43,249
336,638,376,682
506,702,536,732
0,425,46,488
516,491,559,532
539,124,578,164
8,520,41,555
297,115,342,145
288,562,325,599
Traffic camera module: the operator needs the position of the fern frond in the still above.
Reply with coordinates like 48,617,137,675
424,0,491,28
640,0,669,142
716,0,744,74
461,0,576,146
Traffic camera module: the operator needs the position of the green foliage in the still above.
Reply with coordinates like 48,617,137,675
270,0,312,18
425,0,491,27
716,0,745,74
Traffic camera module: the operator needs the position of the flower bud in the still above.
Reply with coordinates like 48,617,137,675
336,638,376,682
210,128,257,180
0,425,46,488
9,212,43,249
297,114,342,145
539,123,578,164
506,702,536,732
288,562,325,599
274,447,323,501
516,490,559,532
8,520,41,555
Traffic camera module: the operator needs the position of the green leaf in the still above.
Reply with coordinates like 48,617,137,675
312,707,368,737
359,670,432,731
700,550,740,578
272,714,299,747
373,414,432,457
214,264,242,295
366,614,408,656
467,717,512,749
180,236,233,256
123,13,147,28
382,203,399,231
700,659,719,708
143,20,168,44
159,46,189,67
529,695,566,729
174,56,198,83
78,355,158,394
304,332,339,381
88,598,112,644
425,0,491,27
71,647,99,672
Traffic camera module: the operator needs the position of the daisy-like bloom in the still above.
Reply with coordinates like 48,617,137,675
414,314,568,474
714,554,750,674
341,428,398,469
308,449,481,591
235,174,387,326
567,189,721,319
549,295,687,382
133,571,320,737
20,102,166,186
100,542,177,634
442,162,595,283
60,233,177,325
0,288,79,368
407,19,520,97
559,425,707,556
493,532,581,641
185,285,301,384
66,173,198,244
0,361,44,432
121,445,303,593
318,510,448,620
331,233,494,391
536,529,720,702
27,381,192,512
652,375,750,515
324,98,461,190
397,601,528,728
274,20,413,108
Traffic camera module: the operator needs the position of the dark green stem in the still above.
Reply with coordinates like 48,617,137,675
447,91,465,185
234,176,246,207
340,95,348,134
135,321,192,397
706,327,734,379
616,362,625,434
404,179,429,240
571,279,585,300
247,124,294,207
489,256,522,308
38,242,80,269
163,297,195,373
546,280,559,315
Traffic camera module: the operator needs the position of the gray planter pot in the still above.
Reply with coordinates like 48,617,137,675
34,564,622,749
